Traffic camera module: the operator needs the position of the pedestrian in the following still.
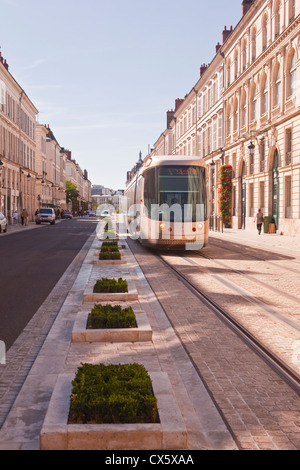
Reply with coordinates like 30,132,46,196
21,208,29,227
12,210,19,225
254,208,264,235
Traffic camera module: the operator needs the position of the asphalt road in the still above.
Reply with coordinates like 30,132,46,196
0,217,96,350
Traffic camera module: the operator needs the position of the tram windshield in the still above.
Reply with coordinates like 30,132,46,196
144,166,207,222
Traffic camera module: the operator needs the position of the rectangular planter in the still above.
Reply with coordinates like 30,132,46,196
72,308,152,343
40,371,187,450
83,279,138,303
93,258,127,265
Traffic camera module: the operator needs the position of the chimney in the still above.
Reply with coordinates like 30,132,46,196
216,42,221,54
167,109,174,129
3,59,9,71
222,26,233,45
175,98,184,111
242,0,254,16
200,64,208,77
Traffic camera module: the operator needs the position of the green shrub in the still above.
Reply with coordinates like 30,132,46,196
89,304,136,329
93,277,128,293
68,363,159,424
100,246,119,252
99,252,121,260
101,241,119,248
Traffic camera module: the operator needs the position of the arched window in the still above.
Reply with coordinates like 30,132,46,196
261,74,268,115
287,49,296,98
242,39,247,72
251,28,257,62
274,0,281,38
251,83,257,121
241,90,247,128
274,63,281,107
262,14,268,51
289,0,295,23
233,99,238,132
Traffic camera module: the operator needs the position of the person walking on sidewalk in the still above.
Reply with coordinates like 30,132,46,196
21,208,29,227
254,208,264,235
12,210,19,225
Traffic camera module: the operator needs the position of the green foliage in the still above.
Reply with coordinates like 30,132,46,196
218,165,233,226
69,363,159,424
102,242,119,248
66,180,79,204
89,304,136,329
93,277,128,293
99,252,121,260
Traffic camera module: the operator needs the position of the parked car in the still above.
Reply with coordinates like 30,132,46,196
88,210,96,217
0,212,7,233
35,208,56,225
62,211,73,219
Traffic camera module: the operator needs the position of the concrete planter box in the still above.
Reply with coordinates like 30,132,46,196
83,279,138,303
40,371,187,450
72,308,152,343
93,258,127,265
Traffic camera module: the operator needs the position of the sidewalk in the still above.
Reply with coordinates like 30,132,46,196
209,226,300,255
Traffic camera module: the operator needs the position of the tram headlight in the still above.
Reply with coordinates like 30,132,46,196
160,223,166,229
197,223,203,230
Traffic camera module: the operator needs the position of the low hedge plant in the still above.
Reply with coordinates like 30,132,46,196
88,304,137,329
101,241,119,248
93,277,128,293
99,251,121,260
68,363,159,424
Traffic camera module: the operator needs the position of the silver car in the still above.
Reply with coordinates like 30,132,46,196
0,212,7,233
35,208,56,225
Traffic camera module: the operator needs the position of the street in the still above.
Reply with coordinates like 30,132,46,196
0,218,96,351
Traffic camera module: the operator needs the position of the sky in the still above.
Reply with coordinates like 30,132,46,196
0,0,242,190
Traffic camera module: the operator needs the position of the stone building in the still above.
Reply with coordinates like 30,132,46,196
0,53,38,223
151,0,300,237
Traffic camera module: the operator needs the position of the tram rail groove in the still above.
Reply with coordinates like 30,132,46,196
157,252,300,396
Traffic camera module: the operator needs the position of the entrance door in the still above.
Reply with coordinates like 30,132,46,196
241,161,246,229
272,149,279,230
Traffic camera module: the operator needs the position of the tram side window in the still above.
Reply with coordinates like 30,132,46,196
144,168,156,215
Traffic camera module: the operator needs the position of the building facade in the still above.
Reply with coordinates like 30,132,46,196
0,53,38,223
151,0,300,237
0,55,92,222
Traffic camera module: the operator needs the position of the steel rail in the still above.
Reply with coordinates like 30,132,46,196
158,252,300,395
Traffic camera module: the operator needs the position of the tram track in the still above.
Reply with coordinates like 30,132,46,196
157,251,300,395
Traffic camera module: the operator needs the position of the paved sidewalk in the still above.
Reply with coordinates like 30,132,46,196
209,227,300,255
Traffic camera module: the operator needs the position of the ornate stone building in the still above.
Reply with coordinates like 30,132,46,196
151,0,300,237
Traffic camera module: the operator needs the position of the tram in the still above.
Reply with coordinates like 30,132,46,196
124,155,209,250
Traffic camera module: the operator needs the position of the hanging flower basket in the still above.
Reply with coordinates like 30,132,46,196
218,165,232,227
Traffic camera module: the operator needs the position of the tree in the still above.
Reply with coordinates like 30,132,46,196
66,180,79,207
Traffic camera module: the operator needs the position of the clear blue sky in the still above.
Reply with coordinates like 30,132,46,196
1,0,242,190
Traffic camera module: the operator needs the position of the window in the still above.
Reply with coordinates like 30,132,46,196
285,175,292,218
285,128,292,165
274,64,281,107
260,181,265,213
260,139,265,171
249,183,254,217
275,0,281,38
287,49,296,98
251,28,256,62
241,91,247,127
262,14,268,51
261,75,268,115
251,84,257,121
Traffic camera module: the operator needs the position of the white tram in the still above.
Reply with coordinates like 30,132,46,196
124,156,209,250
